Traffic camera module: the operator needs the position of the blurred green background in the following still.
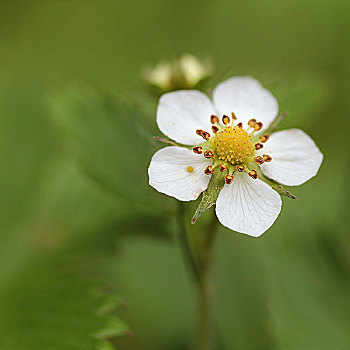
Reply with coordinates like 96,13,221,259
0,1,349,349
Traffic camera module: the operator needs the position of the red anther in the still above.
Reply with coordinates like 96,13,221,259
263,154,272,162
222,115,230,125
254,156,264,165
204,150,214,159
210,115,219,124
254,122,263,131
204,165,215,175
219,164,228,172
211,125,219,133
201,131,210,140
248,170,258,179
225,174,234,184
248,118,257,127
259,134,269,143
193,146,203,154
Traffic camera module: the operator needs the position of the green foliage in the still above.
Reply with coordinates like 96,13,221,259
0,255,129,350
270,73,329,130
49,87,165,214
0,1,349,350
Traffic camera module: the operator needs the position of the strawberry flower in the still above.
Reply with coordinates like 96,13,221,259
148,77,323,237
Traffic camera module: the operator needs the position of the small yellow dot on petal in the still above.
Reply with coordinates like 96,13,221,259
187,166,194,173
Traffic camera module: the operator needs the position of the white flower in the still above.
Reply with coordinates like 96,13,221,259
148,77,323,237
143,53,213,91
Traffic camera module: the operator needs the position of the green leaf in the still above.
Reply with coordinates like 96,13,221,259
95,340,116,350
192,171,225,223
0,256,128,350
49,86,163,213
94,316,130,339
269,72,329,129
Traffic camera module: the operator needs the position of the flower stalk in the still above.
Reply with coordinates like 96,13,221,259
178,203,218,350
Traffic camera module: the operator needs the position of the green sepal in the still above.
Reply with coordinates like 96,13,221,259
268,180,297,200
152,136,189,148
153,136,209,151
248,162,297,200
192,170,225,223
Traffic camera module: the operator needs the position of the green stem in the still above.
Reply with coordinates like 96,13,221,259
195,212,217,350
177,202,201,284
177,203,218,350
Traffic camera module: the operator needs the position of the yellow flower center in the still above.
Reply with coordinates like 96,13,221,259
194,114,272,183
213,126,254,165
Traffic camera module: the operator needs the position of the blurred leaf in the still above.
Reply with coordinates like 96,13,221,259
0,253,128,350
95,340,116,350
270,72,330,129
49,86,164,214
94,316,130,339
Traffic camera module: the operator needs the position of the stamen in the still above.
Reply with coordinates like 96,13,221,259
211,125,219,133
210,115,219,124
204,150,214,159
219,164,228,172
259,134,269,143
231,112,237,120
204,165,215,175
255,143,263,150
236,165,245,172
254,156,264,165
254,122,263,131
187,166,194,173
248,118,257,127
196,129,210,140
237,122,243,128
248,169,258,179
222,115,230,125
225,174,234,184
193,146,203,154
263,154,272,162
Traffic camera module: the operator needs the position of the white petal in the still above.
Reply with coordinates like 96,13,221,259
148,146,211,201
156,90,217,145
259,129,323,186
215,173,282,237
212,76,278,130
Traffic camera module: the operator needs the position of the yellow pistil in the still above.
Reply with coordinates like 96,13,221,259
213,126,254,165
